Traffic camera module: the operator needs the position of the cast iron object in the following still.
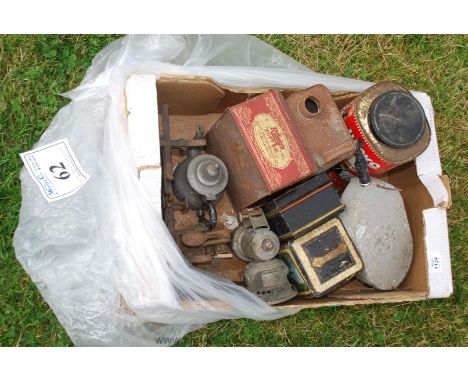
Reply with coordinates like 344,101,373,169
182,240,234,265
243,258,297,305
173,128,228,227
198,256,247,283
354,139,371,187
213,244,232,259
184,247,213,265
206,90,316,211
181,229,231,248
160,105,207,237
277,218,363,298
232,210,280,262
263,173,345,241
286,84,355,172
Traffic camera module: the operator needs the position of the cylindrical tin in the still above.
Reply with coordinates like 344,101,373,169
340,81,431,176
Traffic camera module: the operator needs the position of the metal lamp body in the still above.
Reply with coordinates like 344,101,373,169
232,225,280,262
243,259,297,305
173,152,228,210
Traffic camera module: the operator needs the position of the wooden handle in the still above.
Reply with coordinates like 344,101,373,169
181,229,231,247
205,230,231,240
181,231,207,247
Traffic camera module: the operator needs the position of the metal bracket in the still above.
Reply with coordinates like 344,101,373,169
239,208,270,232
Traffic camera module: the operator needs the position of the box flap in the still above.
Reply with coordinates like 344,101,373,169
125,74,162,215
157,75,226,115
439,174,452,208
423,208,453,298
413,92,450,208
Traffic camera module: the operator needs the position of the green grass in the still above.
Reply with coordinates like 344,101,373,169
0,35,466,346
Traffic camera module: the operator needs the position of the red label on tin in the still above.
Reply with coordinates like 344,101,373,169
229,90,315,192
342,103,395,176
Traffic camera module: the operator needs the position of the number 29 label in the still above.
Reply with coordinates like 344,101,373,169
20,139,89,202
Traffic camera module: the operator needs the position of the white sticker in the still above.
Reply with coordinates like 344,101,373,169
430,254,442,273
20,139,89,202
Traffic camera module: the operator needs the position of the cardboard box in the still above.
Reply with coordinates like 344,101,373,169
154,74,452,309
125,74,162,216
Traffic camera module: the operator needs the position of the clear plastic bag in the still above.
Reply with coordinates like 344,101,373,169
14,35,375,346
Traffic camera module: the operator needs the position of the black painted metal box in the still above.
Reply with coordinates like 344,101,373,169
262,173,344,241
277,218,363,297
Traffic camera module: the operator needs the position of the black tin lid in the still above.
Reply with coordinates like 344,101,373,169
263,173,330,212
369,91,427,149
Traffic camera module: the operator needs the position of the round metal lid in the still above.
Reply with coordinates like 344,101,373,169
187,154,228,200
369,91,427,149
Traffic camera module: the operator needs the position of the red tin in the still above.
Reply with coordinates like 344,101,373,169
340,81,431,177
207,90,316,211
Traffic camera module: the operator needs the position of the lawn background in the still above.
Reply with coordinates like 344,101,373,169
0,35,466,346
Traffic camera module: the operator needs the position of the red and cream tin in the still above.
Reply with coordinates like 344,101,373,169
207,90,316,211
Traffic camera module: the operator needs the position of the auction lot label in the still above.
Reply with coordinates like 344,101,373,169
20,139,89,202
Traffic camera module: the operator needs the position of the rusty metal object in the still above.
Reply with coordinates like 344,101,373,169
207,90,316,211
340,81,431,176
332,91,360,109
161,104,177,236
160,105,248,282
177,227,233,266
185,247,213,264
286,84,355,172
198,257,246,283
161,105,208,237
161,104,223,236
243,258,297,305
213,244,232,259
181,228,231,247
161,104,174,183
